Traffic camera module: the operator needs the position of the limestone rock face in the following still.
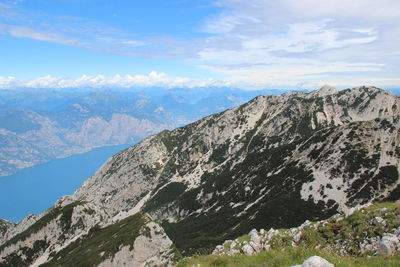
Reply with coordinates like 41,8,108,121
0,208,177,267
308,85,338,98
0,219,14,242
97,222,176,267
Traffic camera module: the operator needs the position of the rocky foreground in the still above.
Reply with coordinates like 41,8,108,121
181,202,400,266
213,202,400,257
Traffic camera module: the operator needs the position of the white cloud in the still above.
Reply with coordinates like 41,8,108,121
0,24,82,45
1,70,398,90
0,3,150,55
192,0,400,87
0,72,232,89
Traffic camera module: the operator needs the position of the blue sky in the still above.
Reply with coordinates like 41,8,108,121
0,0,399,89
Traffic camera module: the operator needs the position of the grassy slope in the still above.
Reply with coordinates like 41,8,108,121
177,202,400,267
178,248,400,267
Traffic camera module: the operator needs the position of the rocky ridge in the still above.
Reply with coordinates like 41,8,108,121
0,220,14,242
0,86,399,265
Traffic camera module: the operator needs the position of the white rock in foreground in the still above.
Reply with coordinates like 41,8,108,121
377,234,400,256
292,256,334,267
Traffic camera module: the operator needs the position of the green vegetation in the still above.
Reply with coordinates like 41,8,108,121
1,240,48,267
178,202,400,266
143,182,187,212
42,213,149,267
265,202,400,256
177,247,400,267
0,219,14,236
161,128,340,256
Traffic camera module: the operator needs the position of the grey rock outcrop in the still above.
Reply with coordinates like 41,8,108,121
377,234,399,256
371,216,387,227
0,219,14,242
242,244,255,256
97,222,176,267
0,207,177,266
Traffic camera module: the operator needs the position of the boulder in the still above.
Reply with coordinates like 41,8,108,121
370,216,387,227
292,256,334,267
377,234,399,256
394,226,400,237
212,245,224,254
242,244,255,255
249,241,261,253
250,231,261,246
262,242,271,251
293,231,302,243
230,241,237,250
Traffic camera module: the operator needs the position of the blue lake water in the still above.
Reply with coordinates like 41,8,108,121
0,144,132,222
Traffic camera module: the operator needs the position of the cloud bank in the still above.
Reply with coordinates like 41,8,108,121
0,72,233,89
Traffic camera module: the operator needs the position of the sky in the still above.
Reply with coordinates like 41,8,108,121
0,0,399,90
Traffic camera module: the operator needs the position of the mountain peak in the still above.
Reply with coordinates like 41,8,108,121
309,84,338,97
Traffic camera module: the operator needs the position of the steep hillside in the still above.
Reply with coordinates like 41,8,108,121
0,220,14,241
0,86,399,265
71,85,400,254
0,201,178,266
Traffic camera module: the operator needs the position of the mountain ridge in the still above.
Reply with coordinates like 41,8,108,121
0,85,399,265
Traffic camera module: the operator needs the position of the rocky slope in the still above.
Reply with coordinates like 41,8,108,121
0,220,14,242
0,85,399,266
0,200,178,266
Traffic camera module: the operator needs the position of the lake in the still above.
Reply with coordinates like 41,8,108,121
0,144,132,222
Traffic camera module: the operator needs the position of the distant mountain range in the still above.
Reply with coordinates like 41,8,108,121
0,87,285,176
0,85,398,266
